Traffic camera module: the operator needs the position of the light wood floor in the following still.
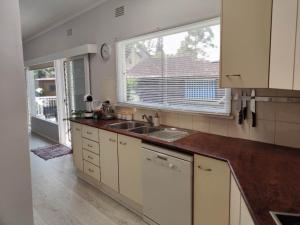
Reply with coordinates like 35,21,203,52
29,133,146,225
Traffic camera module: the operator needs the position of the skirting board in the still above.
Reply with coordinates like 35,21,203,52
76,170,143,217
31,130,58,144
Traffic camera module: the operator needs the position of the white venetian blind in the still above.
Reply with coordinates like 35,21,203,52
117,18,231,116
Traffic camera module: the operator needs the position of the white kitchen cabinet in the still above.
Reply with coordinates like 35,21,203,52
99,129,119,191
82,125,98,142
230,174,241,225
194,154,230,225
71,122,83,171
230,173,256,225
84,160,100,181
240,198,255,225
269,0,298,89
118,134,142,205
221,0,272,88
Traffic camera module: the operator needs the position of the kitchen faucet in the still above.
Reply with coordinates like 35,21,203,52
142,114,153,126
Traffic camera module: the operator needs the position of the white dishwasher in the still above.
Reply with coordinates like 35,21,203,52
141,144,193,225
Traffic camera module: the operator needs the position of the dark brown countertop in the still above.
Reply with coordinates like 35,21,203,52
71,118,300,225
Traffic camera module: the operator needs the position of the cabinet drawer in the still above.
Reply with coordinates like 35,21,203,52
84,160,100,181
72,122,82,132
82,138,99,155
82,125,98,142
83,150,100,166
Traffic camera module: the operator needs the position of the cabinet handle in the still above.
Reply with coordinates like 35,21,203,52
109,138,116,143
88,144,93,148
157,154,168,161
88,168,94,172
87,131,92,135
198,165,212,172
225,74,241,78
119,141,127,146
88,156,93,160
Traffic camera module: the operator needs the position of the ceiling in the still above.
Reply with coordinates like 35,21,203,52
20,0,108,41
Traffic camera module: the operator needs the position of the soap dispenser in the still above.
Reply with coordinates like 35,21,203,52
153,112,160,127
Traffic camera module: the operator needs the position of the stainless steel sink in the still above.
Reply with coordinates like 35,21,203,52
108,121,192,142
129,126,162,134
270,211,300,225
108,121,147,130
130,126,191,142
149,128,191,142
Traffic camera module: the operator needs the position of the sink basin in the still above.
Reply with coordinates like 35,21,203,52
270,211,300,225
108,121,147,130
149,128,191,142
130,126,191,142
129,126,162,134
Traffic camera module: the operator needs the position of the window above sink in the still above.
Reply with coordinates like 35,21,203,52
116,18,231,116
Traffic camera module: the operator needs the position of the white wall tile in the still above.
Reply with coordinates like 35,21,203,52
192,115,210,132
275,121,300,148
249,119,275,144
209,118,229,136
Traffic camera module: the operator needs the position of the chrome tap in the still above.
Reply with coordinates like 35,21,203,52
142,114,153,126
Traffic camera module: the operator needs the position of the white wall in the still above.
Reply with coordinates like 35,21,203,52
23,0,220,102
31,117,59,142
23,0,300,149
0,0,34,225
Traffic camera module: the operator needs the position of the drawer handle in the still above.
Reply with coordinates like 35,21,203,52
225,74,241,78
76,128,81,131
157,154,168,161
109,138,116,143
88,144,93,148
119,141,127,146
88,156,93,160
87,131,92,135
198,165,212,172
88,168,94,173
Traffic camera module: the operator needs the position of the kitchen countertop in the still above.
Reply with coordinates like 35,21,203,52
71,118,300,225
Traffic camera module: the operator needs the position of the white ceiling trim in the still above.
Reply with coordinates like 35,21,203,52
24,44,98,67
23,0,108,44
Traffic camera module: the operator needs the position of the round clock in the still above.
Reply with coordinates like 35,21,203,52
100,43,111,61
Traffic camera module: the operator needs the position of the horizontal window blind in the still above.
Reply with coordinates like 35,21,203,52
117,18,231,115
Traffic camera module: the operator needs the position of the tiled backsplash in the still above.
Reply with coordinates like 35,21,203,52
117,89,300,149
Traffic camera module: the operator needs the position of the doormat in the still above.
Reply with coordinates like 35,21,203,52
31,144,72,160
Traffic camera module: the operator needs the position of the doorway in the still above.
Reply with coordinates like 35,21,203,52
26,55,91,147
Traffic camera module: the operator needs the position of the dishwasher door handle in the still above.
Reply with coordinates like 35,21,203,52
157,154,168,161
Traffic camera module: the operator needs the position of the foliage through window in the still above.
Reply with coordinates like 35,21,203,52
117,19,231,115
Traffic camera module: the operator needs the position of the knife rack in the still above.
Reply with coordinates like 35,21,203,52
233,94,300,103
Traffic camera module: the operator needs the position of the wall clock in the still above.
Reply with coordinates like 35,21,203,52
99,43,111,61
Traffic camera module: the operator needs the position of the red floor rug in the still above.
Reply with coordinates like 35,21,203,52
31,144,72,160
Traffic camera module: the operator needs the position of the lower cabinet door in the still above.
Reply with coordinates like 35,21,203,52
240,198,255,225
230,174,241,225
84,160,100,181
71,122,83,171
99,129,119,191
194,154,230,225
118,134,142,204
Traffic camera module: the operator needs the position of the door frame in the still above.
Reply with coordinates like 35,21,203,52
55,55,91,147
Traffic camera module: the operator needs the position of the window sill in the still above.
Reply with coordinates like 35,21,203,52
116,102,234,120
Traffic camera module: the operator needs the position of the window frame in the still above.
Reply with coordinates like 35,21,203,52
116,18,231,116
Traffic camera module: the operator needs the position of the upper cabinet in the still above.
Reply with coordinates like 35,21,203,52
221,0,300,90
269,0,298,90
221,0,272,88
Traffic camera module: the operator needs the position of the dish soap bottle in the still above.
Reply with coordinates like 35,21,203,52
153,112,160,127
